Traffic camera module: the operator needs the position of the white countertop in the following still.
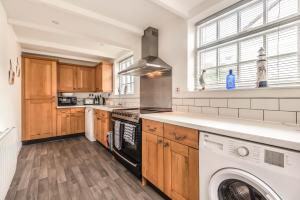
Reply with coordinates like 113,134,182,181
141,112,300,151
56,105,123,112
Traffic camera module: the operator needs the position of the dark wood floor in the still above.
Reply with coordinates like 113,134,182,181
5,136,165,200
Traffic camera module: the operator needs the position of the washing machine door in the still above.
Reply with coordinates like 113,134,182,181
209,168,281,200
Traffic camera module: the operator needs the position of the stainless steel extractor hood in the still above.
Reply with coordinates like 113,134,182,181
118,27,171,76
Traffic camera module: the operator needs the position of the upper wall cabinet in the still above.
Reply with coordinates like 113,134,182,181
24,58,57,99
58,64,95,92
58,64,75,92
75,66,95,92
95,62,113,93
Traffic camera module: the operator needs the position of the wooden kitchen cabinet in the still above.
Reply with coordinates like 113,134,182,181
95,61,113,92
142,131,164,191
24,99,56,140
94,110,111,148
22,57,57,141
57,109,71,136
70,108,85,134
142,119,199,200
58,64,75,92
24,57,57,99
164,139,199,200
75,66,95,92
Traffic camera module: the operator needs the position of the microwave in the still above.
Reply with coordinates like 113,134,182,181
58,97,77,106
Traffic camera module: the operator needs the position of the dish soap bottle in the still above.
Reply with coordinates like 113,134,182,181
226,69,236,90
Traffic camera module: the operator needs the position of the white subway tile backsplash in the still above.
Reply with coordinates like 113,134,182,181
173,98,183,105
195,99,210,106
251,99,279,110
202,107,218,115
176,105,189,112
239,109,263,121
219,108,238,118
188,106,202,113
210,99,227,108
228,99,250,109
182,98,195,106
280,99,300,111
264,110,296,124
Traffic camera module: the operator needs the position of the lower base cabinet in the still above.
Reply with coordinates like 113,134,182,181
57,108,85,136
142,119,199,200
94,110,111,148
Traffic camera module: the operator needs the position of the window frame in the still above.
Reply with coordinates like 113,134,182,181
117,56,134,95
194,0,300,90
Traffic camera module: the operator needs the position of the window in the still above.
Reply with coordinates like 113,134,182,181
195,0,300,90
118,56,134,95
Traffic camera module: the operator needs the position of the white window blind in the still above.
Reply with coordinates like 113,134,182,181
195,0,300,90
118,56,134,95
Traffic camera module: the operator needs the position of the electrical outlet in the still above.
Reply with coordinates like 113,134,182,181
176,87,180,93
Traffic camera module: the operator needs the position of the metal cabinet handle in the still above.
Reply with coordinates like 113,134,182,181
157,139,163,144
164,142,169,147
175,135,186,141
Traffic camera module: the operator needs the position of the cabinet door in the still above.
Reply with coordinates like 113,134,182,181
24,58,57,99
100,117,109,148
95,62,113,92
164,139,199,200
57,109,71,136
70,112,85,134
142,132,164,191
76,67,95,92
58,64,75,92
94,114,102,142
24,99,56,140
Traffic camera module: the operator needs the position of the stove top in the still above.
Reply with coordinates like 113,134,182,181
112,107,172,123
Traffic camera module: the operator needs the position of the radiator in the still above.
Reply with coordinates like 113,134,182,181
0,127,19,200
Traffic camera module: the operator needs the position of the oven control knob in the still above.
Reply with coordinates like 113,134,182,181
237,146,249,157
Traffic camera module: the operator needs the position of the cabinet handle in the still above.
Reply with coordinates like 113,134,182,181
148,127,157,132
175,135,186,141
163,142,169,148
157,139,163,144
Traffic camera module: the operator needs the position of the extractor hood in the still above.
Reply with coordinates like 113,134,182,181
118,27,171,76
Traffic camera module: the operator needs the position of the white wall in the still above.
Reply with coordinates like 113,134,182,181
0,2,21,139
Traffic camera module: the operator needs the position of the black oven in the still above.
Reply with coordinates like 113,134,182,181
112,118,142,178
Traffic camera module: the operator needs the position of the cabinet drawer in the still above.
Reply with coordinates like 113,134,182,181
71,108,85,113
164,123,198,149
57,108,71,114
142,119,163,137
95,110,109,118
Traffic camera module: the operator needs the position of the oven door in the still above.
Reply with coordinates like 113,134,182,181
112,119,142,167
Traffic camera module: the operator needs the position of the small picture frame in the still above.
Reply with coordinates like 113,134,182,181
9,59,15,85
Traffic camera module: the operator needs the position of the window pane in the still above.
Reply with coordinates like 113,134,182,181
240,36,264,62
218,65,238,84
240,1,264,31
239,61,257,84
219,44,237,65
204,67,218,85
200,22,217,45
267,0,298,23
200,49,217,69
266,26,298,57
219,13,238,38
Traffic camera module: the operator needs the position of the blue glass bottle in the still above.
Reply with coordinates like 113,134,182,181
226,69,236,90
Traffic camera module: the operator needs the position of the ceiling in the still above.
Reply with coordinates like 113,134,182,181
1,0,205,63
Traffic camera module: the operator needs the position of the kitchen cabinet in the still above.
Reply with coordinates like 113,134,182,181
95,61,113,92
75,67,95,92
94,110,111,148
142,119,199,200
22,57,57,141
24,57,57,100
24,99,56,140
142,131,164,191
57,109,71,136
58,64,75,92
70,108,85,134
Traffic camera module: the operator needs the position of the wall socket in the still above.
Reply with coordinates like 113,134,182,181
176,87,180,93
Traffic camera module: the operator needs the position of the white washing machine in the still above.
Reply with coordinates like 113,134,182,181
85,107,96,142
200,132,300,200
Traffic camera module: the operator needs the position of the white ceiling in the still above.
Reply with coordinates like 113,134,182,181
1,0,205,62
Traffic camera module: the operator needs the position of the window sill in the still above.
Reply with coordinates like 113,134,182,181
194,85,300,92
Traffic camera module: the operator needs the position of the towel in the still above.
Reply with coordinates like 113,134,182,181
114,121,122,150
123,123,136,145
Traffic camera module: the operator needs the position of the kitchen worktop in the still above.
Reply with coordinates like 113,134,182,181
141,112,300,151
56,105,123,112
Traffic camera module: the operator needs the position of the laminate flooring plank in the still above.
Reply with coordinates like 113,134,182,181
6,137,167,200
